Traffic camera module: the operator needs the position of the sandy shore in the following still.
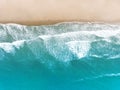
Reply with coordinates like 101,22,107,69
0,0,120,25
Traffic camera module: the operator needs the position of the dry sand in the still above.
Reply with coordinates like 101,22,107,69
0,0,120,25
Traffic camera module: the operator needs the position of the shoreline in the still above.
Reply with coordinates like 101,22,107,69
1,21,120,27
1,20,120,26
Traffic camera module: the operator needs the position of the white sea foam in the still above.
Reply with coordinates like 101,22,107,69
66,41,91,59
12,40,25,49
38,29,120,43
76,73,120,82
0,40,25,54
1,23,120,62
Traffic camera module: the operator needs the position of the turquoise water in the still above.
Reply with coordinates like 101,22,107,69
0,22,120,90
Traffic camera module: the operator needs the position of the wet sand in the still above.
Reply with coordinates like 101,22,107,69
0,0,120,25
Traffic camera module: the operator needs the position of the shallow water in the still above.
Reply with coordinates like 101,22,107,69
0,22,120,90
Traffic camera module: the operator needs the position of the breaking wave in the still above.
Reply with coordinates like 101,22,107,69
0,22,120,62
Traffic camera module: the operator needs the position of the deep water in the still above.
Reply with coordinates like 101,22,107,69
0,22,120,90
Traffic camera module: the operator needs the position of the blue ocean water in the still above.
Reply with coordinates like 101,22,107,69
0,22,120,90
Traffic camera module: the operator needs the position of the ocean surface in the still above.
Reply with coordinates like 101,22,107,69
0,22,120,90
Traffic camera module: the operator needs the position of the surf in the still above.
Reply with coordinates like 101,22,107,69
0,22,120,90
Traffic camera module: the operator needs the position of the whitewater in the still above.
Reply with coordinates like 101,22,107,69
0,22,120,90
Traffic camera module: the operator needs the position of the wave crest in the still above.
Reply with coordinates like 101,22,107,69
0,22,120,61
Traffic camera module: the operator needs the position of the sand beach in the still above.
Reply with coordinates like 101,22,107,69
0,0,120,25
